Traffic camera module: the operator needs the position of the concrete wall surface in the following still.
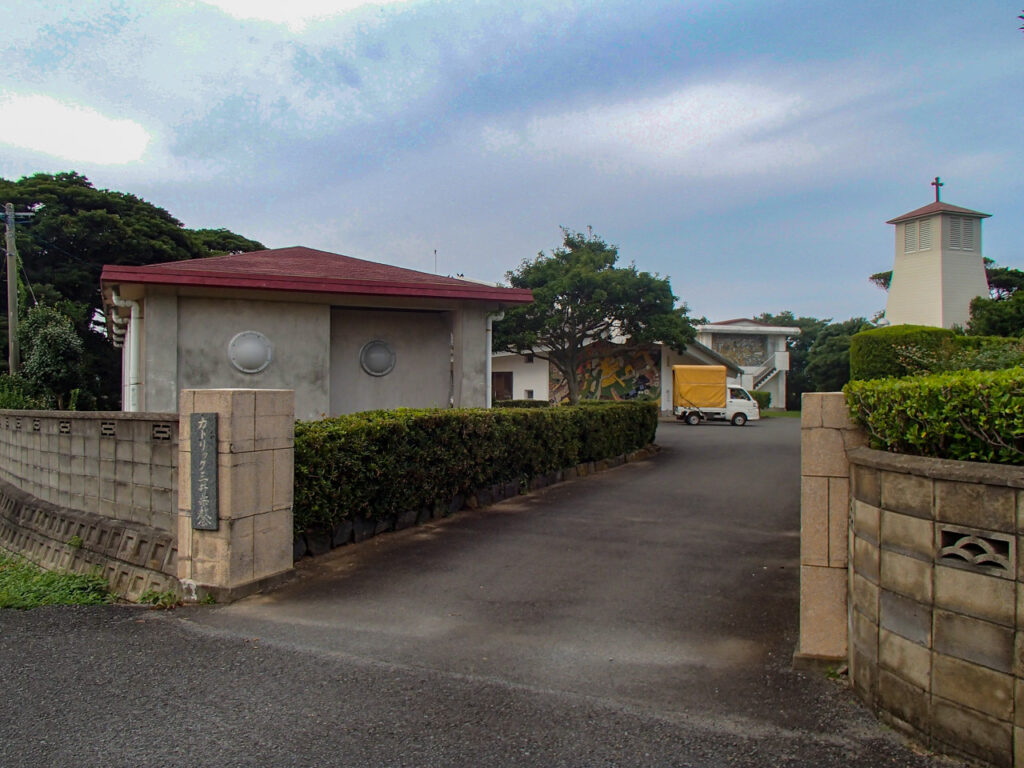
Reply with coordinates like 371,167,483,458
0,410,178,532
799,391,1024,768
330,308,451,414
0,391,297,604
175,297,330,420
0,409,180,600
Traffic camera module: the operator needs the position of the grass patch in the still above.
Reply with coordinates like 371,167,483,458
761,410,801,419
0,551,112,609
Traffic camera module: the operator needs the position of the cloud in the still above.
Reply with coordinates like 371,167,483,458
195,0,416,31
0,93,150,165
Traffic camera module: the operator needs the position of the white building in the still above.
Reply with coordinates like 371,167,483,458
694,319,801,410
883,189,990,329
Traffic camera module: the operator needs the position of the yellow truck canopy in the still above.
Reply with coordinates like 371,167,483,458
673,365,727,409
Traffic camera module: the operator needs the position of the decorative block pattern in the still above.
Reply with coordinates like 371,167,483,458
0,409,178,534
0,477,177,601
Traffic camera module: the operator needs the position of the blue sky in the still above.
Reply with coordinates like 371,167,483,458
1,0,1021,322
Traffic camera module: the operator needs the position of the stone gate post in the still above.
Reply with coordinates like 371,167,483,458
176,389,294,601
795,391,867,666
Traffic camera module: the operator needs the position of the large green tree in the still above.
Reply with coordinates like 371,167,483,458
0,171,264,407
803,317,871,392
494,229,695,404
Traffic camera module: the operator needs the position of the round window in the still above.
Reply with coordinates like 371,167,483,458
228,331,273,374
359,340,396,377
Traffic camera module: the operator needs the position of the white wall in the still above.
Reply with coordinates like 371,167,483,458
491,354,550,401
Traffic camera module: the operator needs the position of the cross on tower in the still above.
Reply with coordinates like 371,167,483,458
931,176,943,202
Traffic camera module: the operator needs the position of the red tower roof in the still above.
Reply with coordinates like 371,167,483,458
887,201,991,225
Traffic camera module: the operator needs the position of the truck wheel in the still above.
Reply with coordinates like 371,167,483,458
685,413,701,426
731,413,747,426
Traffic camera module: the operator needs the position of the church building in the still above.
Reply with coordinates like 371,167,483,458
883,179,990,329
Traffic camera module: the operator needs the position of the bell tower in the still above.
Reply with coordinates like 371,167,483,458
883,178,990,329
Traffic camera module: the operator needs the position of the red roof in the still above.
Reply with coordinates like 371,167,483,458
101,246,533,305
887,201,990,225
705,318,779,327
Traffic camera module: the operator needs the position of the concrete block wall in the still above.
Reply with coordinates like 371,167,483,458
0,410,178,533
177,389,295,602
0,477,179,601
848,447,1024,768
796,392,867,663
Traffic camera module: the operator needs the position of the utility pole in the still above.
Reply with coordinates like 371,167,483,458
5,203,18,374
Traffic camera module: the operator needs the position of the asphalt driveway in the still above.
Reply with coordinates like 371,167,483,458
0,416,965,767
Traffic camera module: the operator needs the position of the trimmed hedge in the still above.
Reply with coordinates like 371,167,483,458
850,326,1024,381
293,403,658,534
492,399,550,408
849,325,954,381
845,368,1024,464
751,390,771,410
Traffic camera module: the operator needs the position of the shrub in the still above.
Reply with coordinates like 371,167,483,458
293,403,658,534
849,325,955,381
492,399,550,408
0,374,42,409
894,335,1024,375
751,390,771,410
845,368,1024,464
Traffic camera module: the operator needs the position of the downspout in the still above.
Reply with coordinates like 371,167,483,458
110,289,141,412
485,311,504,408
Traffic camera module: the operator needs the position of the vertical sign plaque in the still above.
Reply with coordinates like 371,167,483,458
190,413,219,530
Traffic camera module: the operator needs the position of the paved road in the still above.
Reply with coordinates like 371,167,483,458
0,417,963,767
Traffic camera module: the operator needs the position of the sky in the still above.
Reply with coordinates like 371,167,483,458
0,0,1021,323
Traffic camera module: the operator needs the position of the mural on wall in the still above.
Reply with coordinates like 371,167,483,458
712,334,767,367
549,342,661,403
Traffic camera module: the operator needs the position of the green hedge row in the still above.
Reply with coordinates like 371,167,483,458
849,325,955,380
293,403,658,534
492,399,550,408
751,390,771,410
845,368,1024,464
850,325,1024,380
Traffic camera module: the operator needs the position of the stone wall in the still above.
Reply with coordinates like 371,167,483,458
799,391,1024,768
0,410,178,532
0,478,178,601
795,392,866,663
848,447,1024,768
177,389,295,602
0,393,296,603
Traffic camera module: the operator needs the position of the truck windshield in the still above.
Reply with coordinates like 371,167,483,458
729,388,751,400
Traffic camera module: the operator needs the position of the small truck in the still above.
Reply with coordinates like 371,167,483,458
672,365,760,426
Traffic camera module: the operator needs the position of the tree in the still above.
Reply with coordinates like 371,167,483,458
804,318,871,392
494,229,695,404
0,172,265,407
190,228,266,256
17,303,86,409
754,311,829,410
967,293,1024,337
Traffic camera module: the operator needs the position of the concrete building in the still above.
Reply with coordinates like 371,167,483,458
883,189,990,329
100,247,532,420
695,319,800,410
